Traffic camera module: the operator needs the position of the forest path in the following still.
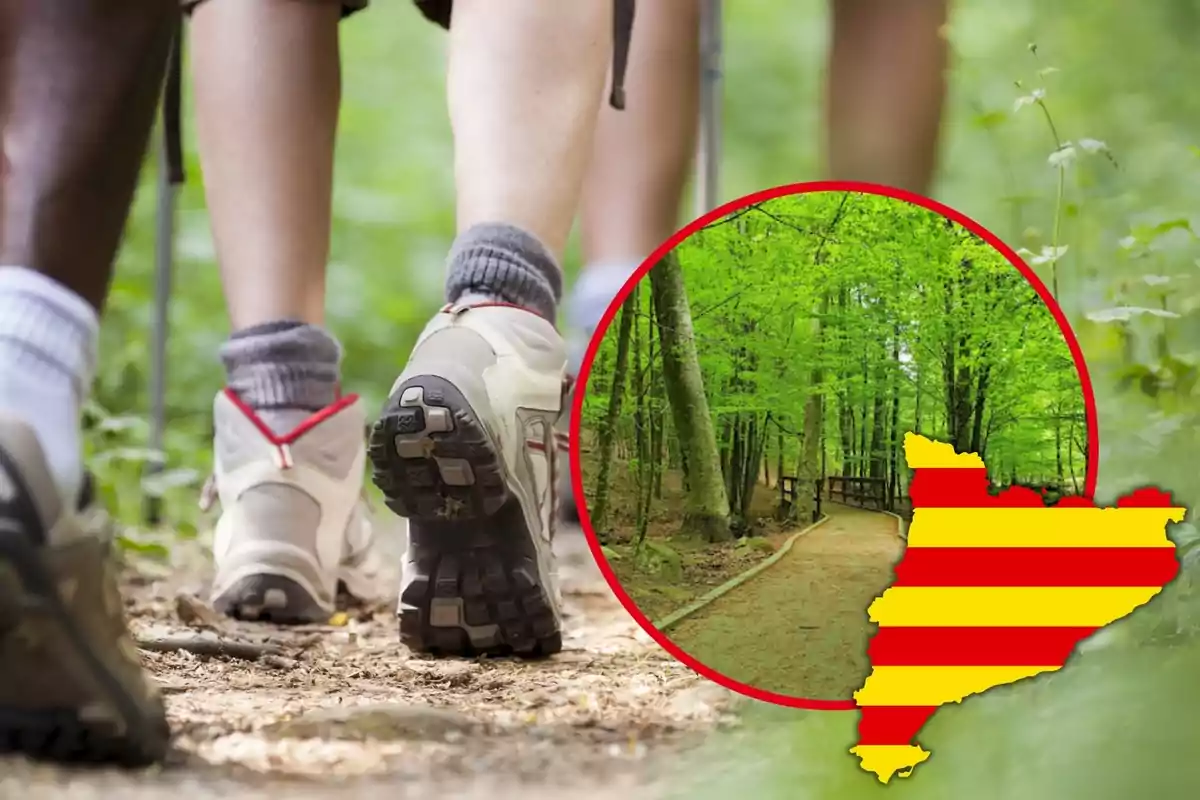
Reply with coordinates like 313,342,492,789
4,520,738,800
664,504,904,701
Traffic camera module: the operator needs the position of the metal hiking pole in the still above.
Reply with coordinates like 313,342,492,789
695,0,723,217
145,22,186,527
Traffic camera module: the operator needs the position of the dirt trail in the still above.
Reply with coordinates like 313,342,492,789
665,504,904,701
3,519,739,800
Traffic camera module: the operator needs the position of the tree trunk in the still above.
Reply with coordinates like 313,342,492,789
1066,415,1078,495
776,428,784,491
588,293,636,538
969,362,990,456
868,371,887,480
796,294,830,521
1055,413,1064,487
650,254,732,541
727,414,743,521
632,285,649,538
762,415,773,488
889,321,902,509
741,413,766,525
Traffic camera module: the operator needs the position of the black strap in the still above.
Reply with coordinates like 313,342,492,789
163,17,185,186
610,0,635,110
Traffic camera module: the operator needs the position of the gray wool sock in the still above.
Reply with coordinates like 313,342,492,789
444,223,563,321
219,321,341,433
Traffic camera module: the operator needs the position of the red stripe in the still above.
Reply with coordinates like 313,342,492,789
867,627,1096,666
856,706,938,745
908,468,1109,508
890,547,1178,587
1118,487,1177,507
909,468,1009,507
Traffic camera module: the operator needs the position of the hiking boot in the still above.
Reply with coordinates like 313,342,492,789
367,303,567,658
0,414,170,766
206,390,387,624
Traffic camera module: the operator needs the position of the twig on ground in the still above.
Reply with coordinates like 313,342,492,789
136,635,287,662
260,655,299,671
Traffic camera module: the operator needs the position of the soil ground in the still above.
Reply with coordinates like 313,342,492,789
665,504,904,701
1,518,741,800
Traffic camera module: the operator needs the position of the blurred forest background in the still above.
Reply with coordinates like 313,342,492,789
95,1,1200,532
92,1,1200,794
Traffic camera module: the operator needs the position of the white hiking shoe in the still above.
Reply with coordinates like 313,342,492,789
205,390,387,624
367,303,567,657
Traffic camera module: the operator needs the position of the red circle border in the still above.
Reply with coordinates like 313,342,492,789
568,180,1101,712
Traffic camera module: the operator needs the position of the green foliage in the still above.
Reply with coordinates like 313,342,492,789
634,540,683,581
736,536,776,556
586,190,1085,492
600,545,623,563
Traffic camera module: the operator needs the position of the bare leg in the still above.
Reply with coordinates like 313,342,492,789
560,1,701,525
367,0,611,658
825,0,950,194
1,0,176,310
188,2,387,626
0,0,176,505
447,0,611,259
189,0,341,328
0,0,175,767
579,0,701,267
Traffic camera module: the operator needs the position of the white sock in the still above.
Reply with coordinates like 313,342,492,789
566,261,641,335
0,267,99,508
565,262,640,375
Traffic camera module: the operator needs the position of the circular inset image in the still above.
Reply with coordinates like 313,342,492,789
570,182,1098,709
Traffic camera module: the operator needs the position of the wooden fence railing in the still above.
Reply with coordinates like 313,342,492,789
779,475,823,524
779,474,914,522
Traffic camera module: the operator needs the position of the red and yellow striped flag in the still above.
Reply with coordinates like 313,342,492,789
850,433,1186,783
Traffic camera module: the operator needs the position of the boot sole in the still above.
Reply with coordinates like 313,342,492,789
211,573,332,626
0,521,170,766
368,375,561,659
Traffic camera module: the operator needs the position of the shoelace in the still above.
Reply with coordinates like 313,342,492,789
161,2,635,183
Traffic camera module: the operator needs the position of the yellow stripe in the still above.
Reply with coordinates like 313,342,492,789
906,507,1184,548
904,433,984,468
868,586,1162,627
849,745,931,784
854,665,1057,707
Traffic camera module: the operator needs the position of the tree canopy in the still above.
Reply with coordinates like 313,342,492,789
582,190,1088,542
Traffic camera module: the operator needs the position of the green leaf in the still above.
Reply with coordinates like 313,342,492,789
972,110,1007,129
116,536,169,561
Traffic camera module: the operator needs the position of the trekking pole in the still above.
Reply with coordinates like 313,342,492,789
694,0,723,216
144,22,186,526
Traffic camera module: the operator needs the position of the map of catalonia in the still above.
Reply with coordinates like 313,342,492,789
850,433,1186,784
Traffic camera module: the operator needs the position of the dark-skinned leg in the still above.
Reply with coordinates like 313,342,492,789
0,0,176,767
